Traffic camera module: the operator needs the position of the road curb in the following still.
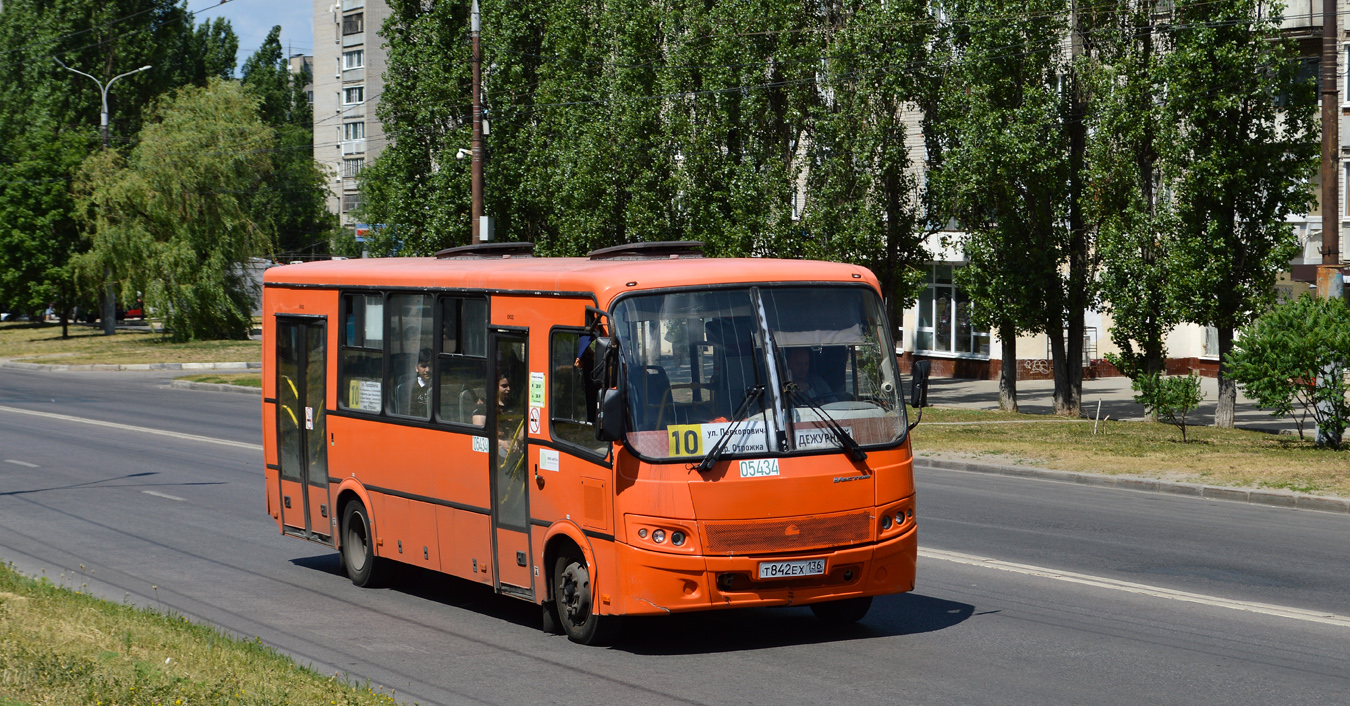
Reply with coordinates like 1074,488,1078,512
915,458,1350,515
168,379,262,395
0,360,260,372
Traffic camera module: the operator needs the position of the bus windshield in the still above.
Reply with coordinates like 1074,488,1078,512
611,285,906,461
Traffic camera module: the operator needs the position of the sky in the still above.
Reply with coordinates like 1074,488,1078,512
191,0,316,75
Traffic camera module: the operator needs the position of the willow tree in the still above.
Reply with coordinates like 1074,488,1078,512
74,79,274,340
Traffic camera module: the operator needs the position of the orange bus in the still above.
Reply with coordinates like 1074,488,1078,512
261,241,929,644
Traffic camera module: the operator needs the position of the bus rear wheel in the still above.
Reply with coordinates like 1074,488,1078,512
552,547,620,645
341,502,382,588
810,596,872,624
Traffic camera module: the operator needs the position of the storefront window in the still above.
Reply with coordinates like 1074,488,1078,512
914,264,990,356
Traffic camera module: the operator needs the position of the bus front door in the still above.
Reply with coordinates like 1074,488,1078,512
490,331,533,597
276,318,332,544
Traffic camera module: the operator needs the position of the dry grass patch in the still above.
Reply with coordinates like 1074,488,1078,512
0,322,259,366
912,407,1350,496
175,373,262,388
0,563,399,705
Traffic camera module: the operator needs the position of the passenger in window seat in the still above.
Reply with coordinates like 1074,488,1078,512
395,348,434,417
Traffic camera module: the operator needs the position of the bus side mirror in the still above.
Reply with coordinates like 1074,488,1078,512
591,337,612,383
597,388,626,442
909,360,931,408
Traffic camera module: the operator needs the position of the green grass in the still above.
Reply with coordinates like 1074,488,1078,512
175,373,263,388
913,406,1350,496
0,563,401,705
0,322,259,366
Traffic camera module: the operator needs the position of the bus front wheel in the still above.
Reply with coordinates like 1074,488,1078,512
341,502,382,588
552,547,620,645
810,596,872,624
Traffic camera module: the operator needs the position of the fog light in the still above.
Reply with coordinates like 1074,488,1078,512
638,528,647,539
717,573,735,591
671,531,685,546
897,512,905,525
881,515,893,530
843,569,855,582
907,508,913,519
652,529,666,543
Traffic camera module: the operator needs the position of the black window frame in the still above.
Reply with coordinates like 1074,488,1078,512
432,293,490,430
338,290,387,415
547,325,610,461
385,292,436,421
342,12,363,35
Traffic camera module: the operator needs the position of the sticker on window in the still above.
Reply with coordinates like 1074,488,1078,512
348,379,382,412
666,421,770,457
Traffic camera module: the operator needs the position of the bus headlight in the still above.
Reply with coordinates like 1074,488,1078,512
652,529,666,544
881,515,893,530
671,531,686,546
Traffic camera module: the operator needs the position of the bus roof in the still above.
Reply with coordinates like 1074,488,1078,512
263,256,881,306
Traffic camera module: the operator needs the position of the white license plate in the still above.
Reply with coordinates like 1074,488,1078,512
758,559,826,579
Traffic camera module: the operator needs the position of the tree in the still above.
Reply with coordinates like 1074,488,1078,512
73,79,274,341
931,0,1069,412
1227,294,1350,446
1161,0,1318,427
241,25,336,258
1133,371,1205,442
0,0,237,333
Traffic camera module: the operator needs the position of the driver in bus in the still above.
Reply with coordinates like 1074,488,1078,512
785,347,832,402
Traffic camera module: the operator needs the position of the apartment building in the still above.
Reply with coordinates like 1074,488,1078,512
313,0,391,237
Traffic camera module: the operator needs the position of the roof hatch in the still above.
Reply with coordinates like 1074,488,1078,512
587,241,705,260
434,242,536,259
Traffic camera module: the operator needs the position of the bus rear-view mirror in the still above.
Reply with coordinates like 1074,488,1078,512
597,388,626,442
909,360,931,408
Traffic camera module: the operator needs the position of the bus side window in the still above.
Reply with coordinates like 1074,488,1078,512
339,292,384,414
550,331,608,455
437,296,488,426
387,293,434,419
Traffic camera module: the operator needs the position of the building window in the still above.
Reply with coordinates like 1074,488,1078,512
342,192,363,212
343,158,364,178
305,90,313,105
1203,325,1219,358
915,263,990,356
343,122,365,140
344,50,364,70
343,86,364,105
342,12,363,36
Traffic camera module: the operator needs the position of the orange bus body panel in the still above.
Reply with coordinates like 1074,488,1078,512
261,255,915,619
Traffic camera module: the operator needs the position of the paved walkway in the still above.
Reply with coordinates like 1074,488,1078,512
926,375,1303,435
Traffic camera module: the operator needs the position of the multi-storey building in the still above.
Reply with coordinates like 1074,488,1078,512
312,0,391,239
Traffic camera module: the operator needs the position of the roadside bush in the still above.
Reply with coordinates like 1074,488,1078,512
1227,294,1350,448
1132,372,1204,442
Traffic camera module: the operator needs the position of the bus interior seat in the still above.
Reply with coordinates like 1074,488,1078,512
638,365,672,429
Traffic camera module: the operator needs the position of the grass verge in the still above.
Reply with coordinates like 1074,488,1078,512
0,563,399,705
0,322,259,366
913,407,1350,496
175,373,263,389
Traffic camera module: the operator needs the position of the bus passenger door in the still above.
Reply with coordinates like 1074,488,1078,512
276,317,333,544
490,331,533,597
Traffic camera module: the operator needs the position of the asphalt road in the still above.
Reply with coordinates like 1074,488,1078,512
0,367,1347,705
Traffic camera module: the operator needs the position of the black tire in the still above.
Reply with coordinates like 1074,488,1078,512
541,601,563,635
810,596,872,624
341,502,382,588
552,546,620,645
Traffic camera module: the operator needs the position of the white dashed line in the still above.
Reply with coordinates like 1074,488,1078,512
920,547,1350,629
142,490,185,502
4,459,38,468
0,405,261,451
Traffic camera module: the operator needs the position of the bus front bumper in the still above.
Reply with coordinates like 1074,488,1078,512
608,524,917,616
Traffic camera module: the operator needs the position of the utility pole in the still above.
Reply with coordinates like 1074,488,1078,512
1318,0,1344,447
470,0,484,244
55,58,152,335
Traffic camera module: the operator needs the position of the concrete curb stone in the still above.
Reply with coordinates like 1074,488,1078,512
0,359,260,372
169,379,261,396
916,457,1350,515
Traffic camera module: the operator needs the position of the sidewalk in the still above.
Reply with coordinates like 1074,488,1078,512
926,375,1300,435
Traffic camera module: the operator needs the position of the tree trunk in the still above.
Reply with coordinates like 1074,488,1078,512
999,320,1018,413
1214,326,1235,428
60,309,69,339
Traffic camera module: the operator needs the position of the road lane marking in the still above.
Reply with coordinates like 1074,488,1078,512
142,490,185,502
0,405,261,451
919,547,1350,629
4,459,38,468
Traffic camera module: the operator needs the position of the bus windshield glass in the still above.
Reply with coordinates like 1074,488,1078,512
611,286,905,461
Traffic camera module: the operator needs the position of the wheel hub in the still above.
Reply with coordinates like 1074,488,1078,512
560,563,591,624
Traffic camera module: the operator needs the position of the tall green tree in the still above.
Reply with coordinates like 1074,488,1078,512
931,0,1069,412
73,79,274,341
241,25,336,257
1161,0,1318,427
0,0,236,331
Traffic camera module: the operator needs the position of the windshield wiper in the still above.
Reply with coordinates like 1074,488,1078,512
695,385,764,473
784,382,868,464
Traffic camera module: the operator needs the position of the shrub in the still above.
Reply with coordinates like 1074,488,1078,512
1132,372,1205,442
1227,294,1350,448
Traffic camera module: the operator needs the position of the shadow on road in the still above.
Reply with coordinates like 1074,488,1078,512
290,553,973,652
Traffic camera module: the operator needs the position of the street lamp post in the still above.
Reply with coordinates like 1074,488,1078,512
55,59,151,335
